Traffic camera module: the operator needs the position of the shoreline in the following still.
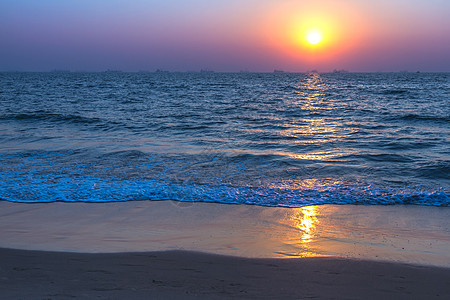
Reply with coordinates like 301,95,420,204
0,200,449,267
1,247,449,299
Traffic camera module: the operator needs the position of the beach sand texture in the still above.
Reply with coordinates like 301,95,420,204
0,201,449,299
0,201,449,266
0,247,449,299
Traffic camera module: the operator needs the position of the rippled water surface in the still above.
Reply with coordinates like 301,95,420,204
0,72,448,206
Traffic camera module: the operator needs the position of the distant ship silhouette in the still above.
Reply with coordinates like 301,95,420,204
332,69,349,73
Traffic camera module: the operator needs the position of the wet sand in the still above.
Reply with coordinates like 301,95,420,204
0,200,449,266
0,200,449,299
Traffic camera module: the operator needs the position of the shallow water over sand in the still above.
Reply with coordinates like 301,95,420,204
1,201,449,267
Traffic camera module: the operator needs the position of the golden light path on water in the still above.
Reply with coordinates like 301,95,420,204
280,72,356,150
259,73,338,257
239,72,357,163
230,72,357,198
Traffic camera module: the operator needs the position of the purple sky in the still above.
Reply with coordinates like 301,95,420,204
1,0,449,72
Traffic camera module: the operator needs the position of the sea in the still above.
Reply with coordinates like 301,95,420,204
0,72,448,207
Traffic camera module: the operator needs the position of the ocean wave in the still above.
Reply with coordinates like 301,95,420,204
0,176,448,207
338,153,413,163
401,113,450,122
2,111,102,125
384,113,450,123
1,149,447,207
415,161,450,180
381,89,409,95
376,141,435,150
0,111,126,132
1,72,448,208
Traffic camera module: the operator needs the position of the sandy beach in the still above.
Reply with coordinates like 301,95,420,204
1,247,450,299
0,200,449,299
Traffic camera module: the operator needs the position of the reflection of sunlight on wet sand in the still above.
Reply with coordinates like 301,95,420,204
273,205,450,267
273,206,323,258
0,201,448,266
265,204,450,267
293,206,318,243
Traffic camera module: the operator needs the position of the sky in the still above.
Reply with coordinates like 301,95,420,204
1,0,449,72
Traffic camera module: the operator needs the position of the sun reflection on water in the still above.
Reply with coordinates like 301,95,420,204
280,73,339,149
236,72,357,160
268,178,343,191
281,72,357,160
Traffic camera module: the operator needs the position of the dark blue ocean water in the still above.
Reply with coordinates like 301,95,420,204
0,72,448,206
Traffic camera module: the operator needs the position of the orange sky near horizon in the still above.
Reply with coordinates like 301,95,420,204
260,1,372,70
1,0,449,72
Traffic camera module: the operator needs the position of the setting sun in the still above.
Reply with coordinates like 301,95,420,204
262,0,370,68
306,30,323,45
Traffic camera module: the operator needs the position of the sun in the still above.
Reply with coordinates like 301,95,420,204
306,30,323,45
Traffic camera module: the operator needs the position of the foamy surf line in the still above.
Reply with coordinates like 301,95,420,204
0,200,449,267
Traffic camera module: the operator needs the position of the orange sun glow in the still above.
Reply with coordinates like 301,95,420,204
262,0,368,66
